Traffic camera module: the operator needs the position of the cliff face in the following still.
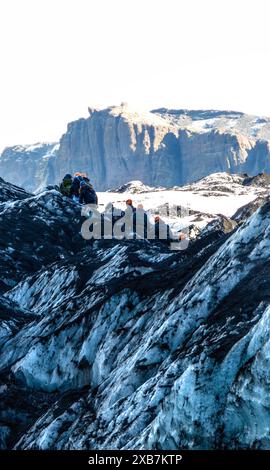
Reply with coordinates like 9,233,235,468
178,130,254,183
1,105,270,192
56,107,181,189
0,143,59,193
56,105,270,189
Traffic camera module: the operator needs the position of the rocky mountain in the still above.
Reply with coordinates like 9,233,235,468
54,105,270,190
0,176,31,203
0,143,59,193
0,173,270,450
1,105,270,192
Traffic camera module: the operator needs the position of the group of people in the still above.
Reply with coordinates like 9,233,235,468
59,172,98,205
106,198,181,243
59,173,185,244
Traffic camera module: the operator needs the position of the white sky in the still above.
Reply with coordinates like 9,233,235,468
0,0,270,151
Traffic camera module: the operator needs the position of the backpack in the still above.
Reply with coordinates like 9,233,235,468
80,183,98,204
60,178,73,197
71,176,83,197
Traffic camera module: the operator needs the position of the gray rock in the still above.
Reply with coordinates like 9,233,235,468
37,106,270,189
1,105,270,192
0,143,59,193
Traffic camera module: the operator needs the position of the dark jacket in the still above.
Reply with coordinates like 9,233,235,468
60,178,73,197
154,220,173,242
71,176,83,198
121,205,136,217
134,208,149,238
129,205,136,213
79,185,98,205
121,205,137,235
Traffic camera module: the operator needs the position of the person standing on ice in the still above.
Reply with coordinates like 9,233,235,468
154,215,174,242
122,199,137,236
70,172,84,202
59,174,73,198
79,180,98,205
125,199,136,213
135,203,150,239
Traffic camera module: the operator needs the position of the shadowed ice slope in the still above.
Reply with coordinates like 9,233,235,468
0,176,269,450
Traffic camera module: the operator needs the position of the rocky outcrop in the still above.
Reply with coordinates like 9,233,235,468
0,183,85,294
0,177,31,203
1,105,270,192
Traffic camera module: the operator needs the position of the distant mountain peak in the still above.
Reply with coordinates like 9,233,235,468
1,105,270,193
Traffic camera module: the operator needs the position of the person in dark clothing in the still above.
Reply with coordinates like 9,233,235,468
119,199,136,217
70,173,84,201
136,204,148,223
126,199,136,212
79,181,98,205
59,174,73,197
104,203,123,225
154,215,174,242
122,199,137,236
135,203,149,239
82,175,91,184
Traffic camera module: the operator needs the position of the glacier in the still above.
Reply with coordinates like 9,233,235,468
0,173,270,450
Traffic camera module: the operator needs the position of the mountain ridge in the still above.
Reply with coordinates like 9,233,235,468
1,104,270,192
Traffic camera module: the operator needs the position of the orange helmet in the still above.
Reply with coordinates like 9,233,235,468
126,199,133,206
179,232,186,240
74,172,82,177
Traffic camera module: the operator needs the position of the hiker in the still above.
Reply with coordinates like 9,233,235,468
126,198,136,211
81,173,91,184
104,203,122,225
122,199,137,236
119,199,136,217
136,203,148,222
79,180,98,205
70,172,84,201
59,174,73,198
154,215,174,242
135,203,149,239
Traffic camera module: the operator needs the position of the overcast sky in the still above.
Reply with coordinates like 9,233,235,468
0,0,270,151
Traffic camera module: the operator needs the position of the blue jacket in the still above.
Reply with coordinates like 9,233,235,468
79,185,98,205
